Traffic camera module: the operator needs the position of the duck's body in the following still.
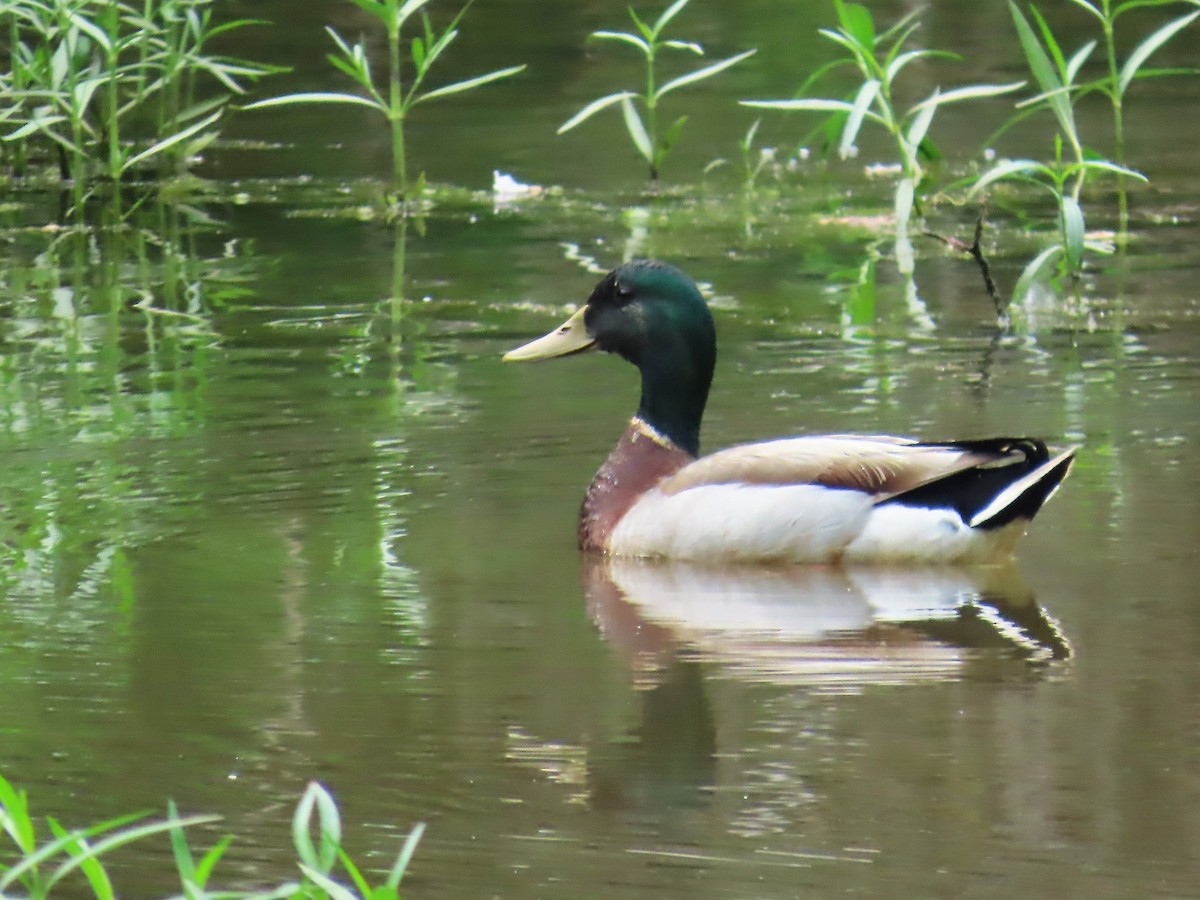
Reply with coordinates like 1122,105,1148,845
505,261,1075,564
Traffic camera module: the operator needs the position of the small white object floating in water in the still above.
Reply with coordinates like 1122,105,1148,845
492,170,544,205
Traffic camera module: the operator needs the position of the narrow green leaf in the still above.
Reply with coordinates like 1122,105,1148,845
1029,4,1069,77
589,30,650,53
1071,158,1148,181
1061,195,1085,270
395,0,434,29
243,91,384,112
877,6,923,45
885,49,953,84
346,0,388,21
620,96,653,162
1008,1,1075,139
385,822,426,889
46,815,220,890
67,12,112,52
968,158,1052,196
122,110,224,172
905,90,937,152
654,0,693,35
740,98,887,127
662,39,704,54
194,834,236,887
292,783,321,872
628,7,653,42
47,820,115,900
1065,0,1105,21
310,784,341,874
411,35,425,69
1012,243,1064,305
1119,11,1200,95
655,49,755,100
558,90,638,133
840,78,880,158
837,3,876,51
1065,40,1097,84
416,64,525,104
909,80,1025,114
167,802,196,884
337,848,374,898
895,176,915,225
298,864,358,900
660,113,688,157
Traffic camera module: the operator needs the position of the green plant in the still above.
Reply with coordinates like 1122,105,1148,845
0,774,426,899
245,0,525,201
969,136,1147,299
742,1,1022,220
0,772,218,899
291,781,425,900
702,118,779,190
558,0,755,182
1002,0,1199,223
2,0,274,209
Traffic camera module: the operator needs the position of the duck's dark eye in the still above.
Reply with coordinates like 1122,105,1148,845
614,283,635,304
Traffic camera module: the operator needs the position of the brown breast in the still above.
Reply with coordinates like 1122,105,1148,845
578,419,694,553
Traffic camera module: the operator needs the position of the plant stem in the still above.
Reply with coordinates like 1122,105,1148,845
644,44,658,181
387,1,407,196
1100,1,1129,232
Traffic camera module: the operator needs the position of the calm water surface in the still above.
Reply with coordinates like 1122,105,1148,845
2,1,1200,897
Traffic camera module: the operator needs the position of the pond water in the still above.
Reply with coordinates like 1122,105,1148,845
2,1,1200,896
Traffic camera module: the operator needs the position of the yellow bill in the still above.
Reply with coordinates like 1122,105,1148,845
503,306,596,362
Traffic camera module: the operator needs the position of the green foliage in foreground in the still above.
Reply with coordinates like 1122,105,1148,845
246,0,525,202
0,775,424,899
558,0,755,183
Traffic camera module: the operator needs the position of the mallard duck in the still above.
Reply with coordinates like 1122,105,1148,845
504,260,1075,564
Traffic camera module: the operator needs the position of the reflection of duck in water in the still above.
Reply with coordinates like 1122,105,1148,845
505,260,1075,564
585,558,1070,688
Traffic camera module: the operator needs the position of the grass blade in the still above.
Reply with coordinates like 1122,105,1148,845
589,30,650,53
1119,11,1200,95
620,96,653,162
244,91,383,112
909,80,1025,113
558,90,637,133
46,815,221,891
1008,1,1075,139
122,110,223,172
839,78,879,158
654,0,693,35
1013,243,1064,305
655,50,755,100
415,64,526,104
385,822,426,890
1061,195,1085,270
298,865,358,900
969,158,1050,196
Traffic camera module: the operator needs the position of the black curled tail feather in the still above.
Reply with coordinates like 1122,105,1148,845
878,439,1075,530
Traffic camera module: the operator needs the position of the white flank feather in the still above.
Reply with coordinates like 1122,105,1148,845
844,505,1027,563
609,484,873,563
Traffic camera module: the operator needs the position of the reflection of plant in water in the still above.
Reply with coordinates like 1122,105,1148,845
0,203,256,604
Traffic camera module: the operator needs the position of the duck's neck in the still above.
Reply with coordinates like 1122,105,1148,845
634,339,713,457
578,418,694,553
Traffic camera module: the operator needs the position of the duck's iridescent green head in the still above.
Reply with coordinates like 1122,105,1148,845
504,260,716,456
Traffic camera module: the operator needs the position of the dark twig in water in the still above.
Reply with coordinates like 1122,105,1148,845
924,203,1007,323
